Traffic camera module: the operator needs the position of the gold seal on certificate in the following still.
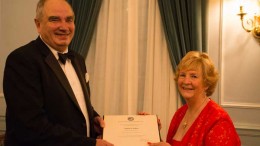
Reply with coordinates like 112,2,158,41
103,115,161,146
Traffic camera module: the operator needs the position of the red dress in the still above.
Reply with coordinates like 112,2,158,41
166,100,241,146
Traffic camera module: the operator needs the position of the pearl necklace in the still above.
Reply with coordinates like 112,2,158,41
183,97,209,129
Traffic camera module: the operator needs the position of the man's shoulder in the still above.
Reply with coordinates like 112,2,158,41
10,37,42,54
6,37,48,62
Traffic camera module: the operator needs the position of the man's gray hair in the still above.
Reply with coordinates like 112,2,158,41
35,0,46,21
35,0,72,21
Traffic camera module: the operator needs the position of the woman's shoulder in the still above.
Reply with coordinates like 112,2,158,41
204,99,232,122
207,100,228,114
204,100,241,145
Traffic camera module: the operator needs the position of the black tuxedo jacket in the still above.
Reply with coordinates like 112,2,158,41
3,37,99,146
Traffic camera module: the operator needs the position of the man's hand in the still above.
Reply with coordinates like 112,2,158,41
94,116,105,137
95,116,105,128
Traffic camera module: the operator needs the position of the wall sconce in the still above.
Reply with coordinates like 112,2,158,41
237,5,260,39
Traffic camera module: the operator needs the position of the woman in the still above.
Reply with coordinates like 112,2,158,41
148,51,241,146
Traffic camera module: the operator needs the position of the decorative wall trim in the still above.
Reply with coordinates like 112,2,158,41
0,116,5,133
236,123,260,131
236,127,260,137
218,0,260,111
0,93,6,116
222,102,260,109
216,1,260,144
0,92,5,133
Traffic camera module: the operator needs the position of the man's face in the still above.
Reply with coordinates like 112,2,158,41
35,0,75,52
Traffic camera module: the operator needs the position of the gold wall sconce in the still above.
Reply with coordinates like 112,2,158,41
237,4,260,39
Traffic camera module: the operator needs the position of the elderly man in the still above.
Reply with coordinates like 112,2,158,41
3,0,113,146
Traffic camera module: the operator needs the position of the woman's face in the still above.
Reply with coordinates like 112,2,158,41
177,68,207,100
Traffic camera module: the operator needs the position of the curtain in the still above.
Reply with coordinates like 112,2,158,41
158,0,208,104
158,0,208,70
67,0,103,58
86,0,178,140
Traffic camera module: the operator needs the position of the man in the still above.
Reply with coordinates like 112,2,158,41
3,0,113,145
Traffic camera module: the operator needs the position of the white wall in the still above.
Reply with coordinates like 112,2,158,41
0,0,38,134
0,0,38,93
208,0,260,145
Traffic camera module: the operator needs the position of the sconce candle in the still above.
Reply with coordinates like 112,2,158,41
253,16,260,38
237,2,260,39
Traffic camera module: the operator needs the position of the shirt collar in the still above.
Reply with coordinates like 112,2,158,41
39,35,68,60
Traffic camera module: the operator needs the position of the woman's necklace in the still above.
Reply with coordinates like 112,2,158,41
183,97,208,129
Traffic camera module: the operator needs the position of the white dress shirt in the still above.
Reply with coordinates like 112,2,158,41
42,38,90,136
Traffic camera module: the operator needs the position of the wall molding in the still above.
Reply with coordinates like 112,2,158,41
221,102,260,109
236,127,260,137
236,123,260,131
0,114,5,133
214,1,260,144
0,93,6,116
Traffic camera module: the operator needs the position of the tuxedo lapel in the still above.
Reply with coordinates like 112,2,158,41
36,36,90,119
44,52,81,111
35,37,81,111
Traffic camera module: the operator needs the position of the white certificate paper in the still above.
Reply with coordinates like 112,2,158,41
103,115,161,146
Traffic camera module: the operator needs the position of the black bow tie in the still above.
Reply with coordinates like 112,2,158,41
58,52,74,64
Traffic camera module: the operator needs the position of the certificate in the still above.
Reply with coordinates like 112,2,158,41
103,115,161,146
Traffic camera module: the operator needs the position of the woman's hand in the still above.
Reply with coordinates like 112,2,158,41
138,112,162,130
138,112,150,115
147,142,171,146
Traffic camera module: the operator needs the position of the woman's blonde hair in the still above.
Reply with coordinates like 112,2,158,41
175,51,219,96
